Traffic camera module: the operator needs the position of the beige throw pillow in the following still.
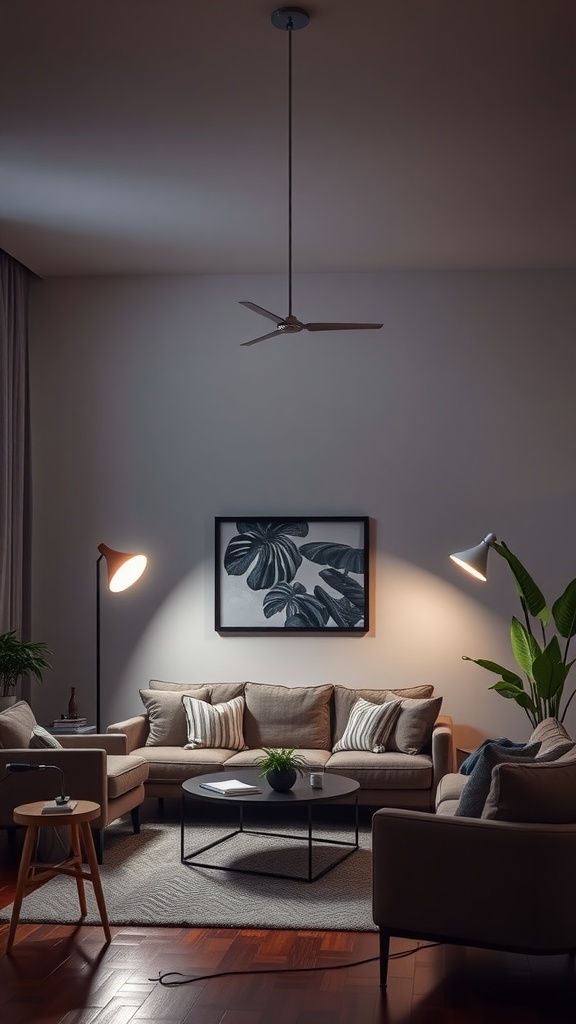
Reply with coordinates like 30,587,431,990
386,696,443,754
29,725,63,749
140,687,210,746
0,701,37,747
182,694,246,750
332,697,402,753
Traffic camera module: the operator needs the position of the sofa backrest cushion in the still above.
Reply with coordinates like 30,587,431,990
182,694,247,750
140,687,211,746
332,684,434,746
243,682,333,749
0,700,37,747
148,679,245,703
482,755,576,822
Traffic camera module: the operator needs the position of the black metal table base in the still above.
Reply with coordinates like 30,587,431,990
181,796,359,883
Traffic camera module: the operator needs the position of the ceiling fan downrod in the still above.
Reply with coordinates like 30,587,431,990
237,9,383,347
271,8,310,318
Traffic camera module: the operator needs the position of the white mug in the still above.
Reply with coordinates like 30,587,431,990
310,772,324,789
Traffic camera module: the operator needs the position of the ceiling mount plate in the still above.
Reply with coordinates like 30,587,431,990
271,7,310,31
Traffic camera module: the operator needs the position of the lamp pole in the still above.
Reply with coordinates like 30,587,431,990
96,552,103,732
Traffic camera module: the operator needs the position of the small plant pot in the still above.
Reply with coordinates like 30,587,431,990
265,768,297,793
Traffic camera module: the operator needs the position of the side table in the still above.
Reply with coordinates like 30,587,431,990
5,799,111,953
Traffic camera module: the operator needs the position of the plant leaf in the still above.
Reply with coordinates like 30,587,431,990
532,636,568,700
510,617,541,677
552,578,576,639
300,542,365,573
462,656,523,686
224,523,305,590
263,582,329,626
318,568,365,610
493,541,550,625
490,680,537,713
313,587,363,627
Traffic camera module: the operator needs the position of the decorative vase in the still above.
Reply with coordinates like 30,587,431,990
266,768,297,793
0,695,17,713
68,686,79,719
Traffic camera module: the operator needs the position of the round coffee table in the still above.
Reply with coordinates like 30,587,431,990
181,769,359,883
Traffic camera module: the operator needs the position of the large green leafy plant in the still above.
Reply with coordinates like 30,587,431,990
0,630,52,698
464,542,576,727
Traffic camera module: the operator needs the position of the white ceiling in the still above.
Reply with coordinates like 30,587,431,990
1,0,575,278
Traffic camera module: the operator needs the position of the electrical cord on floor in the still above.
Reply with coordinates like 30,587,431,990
150,942,442,987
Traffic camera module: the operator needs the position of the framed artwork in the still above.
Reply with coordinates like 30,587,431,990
215,516,369,633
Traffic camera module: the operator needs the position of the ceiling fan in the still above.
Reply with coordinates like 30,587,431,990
240,7,383,348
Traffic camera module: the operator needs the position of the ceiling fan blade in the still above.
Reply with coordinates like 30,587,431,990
240,330,281,347
239,301,284,325
305,322,384,331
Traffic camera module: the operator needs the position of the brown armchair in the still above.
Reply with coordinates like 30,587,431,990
0,704,149,862
372,799,576,987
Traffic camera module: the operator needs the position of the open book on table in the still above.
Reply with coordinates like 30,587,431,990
199,779,262,796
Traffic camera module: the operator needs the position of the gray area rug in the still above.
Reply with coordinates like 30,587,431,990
1,808,376,931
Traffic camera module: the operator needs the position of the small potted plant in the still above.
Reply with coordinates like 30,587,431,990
0,630,52,711
255,746,308,792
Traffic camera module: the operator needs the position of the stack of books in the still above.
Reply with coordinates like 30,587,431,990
51,717,94,734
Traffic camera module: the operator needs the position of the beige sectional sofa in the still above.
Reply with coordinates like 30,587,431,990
372,717,576,986
107,679,454,810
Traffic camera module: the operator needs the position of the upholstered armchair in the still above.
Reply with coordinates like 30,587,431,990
0,702,149,861
372,791,576,986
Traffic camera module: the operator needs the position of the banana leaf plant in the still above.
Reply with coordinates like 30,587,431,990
463,541,576,727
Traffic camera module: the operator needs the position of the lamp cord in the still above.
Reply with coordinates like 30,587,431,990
149,942,441,987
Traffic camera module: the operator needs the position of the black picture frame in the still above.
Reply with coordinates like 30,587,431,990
215,516,369,633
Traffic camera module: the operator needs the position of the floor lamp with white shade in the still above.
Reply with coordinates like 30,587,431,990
96,543,147,732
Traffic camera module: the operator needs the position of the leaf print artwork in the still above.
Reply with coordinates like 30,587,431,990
216,517,369,632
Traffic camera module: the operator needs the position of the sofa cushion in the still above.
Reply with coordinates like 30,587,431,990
182,694,246,750
225,748,331,770
140,687,210,746
482,753,576,822
332,684,434,746
132,745,233,783
106,754,149,799
0,700,37,747
326,750,433,790
455,741,542,817
332,697,402,753
29,725,63,749
386,697,443,755
243,682,333,749
149,679,245,703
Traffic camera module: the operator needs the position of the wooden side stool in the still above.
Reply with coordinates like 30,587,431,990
5,799,111,953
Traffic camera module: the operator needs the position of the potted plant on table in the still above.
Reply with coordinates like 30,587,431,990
255,746,308,792
0,630,52,711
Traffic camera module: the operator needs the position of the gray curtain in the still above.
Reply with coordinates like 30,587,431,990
0,248,33,658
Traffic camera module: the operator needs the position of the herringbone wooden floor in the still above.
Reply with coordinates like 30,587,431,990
1,832,575,1022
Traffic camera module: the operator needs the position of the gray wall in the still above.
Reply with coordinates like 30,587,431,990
28,269,576,749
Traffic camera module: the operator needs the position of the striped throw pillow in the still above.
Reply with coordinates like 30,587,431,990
182,694,246,750
332,697,402,754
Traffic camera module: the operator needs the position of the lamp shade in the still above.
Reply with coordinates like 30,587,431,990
449,532,497,582
97,543,147,592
